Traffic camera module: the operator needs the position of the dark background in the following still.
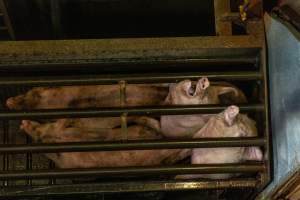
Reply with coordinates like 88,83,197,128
3,0,278,40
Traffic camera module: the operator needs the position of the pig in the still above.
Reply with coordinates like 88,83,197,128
20,120,163,142
20,120,190,168
6,84,168,110
176,105,263,179
6,84,167,132
160,78,247,138
47,116,161,131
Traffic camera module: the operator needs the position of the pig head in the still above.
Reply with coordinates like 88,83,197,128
177,105,263,179
161,78,247,138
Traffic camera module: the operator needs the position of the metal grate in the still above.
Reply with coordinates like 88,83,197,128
0,14,270,199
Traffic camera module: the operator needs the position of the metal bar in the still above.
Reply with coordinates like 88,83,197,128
0,163,265,180
0,36,263,62
0,104,264,120
2,120,8,186
119,81,128,140
50,0,62,39
258,21,272,193
48,161,56,185
214,0,232,35
0,26,7,31
25,136,32,186
0,56,258,69
0,179,259,196
0,0,15,40
0,71,262,87
121,113,128,141
0,138,265,153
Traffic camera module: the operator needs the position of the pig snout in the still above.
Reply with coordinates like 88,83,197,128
224,105,239,126
184,77,209,97
197,77,209,91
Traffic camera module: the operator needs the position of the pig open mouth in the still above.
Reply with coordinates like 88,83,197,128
187,82,197,96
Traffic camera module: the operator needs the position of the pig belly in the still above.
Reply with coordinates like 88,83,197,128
176,148,245,179
47,149,190,169
161,115,211,138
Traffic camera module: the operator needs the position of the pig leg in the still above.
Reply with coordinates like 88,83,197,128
21,120,116,142
214,85,247,103
41,116,161,134
132,116,161,133
20,120,45,142
161,149,192,164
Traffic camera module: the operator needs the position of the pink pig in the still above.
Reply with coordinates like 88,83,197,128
176,105,263,179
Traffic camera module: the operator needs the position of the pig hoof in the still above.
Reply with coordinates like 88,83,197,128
20,120,40,132
6,98,15,109
20,120,32,132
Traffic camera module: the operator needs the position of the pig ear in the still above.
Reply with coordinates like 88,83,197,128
224,105,239,126
164,83,176,104
197,77,210,90
244,147,263,161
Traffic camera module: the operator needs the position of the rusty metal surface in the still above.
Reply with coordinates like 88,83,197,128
0,35,263,63
0,179,259,197
0,7,268,197
214,0,232,35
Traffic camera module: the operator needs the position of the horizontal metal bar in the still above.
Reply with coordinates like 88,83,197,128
0,71,262,86
0,163,265,180
0,36,263,63
0,138,265,153
0,179,259,196
0,104,264,120
0,56,258,70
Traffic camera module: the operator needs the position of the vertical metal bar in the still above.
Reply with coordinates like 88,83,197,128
49,161,56,185
26,136,32,186
0,0,15,40
50,0,62,39
119,81,126,107
2,120,8,186
214,0,232,35
119,81,128,141
121,113,128,141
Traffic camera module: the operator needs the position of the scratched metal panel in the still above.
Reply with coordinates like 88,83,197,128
257,14,300,199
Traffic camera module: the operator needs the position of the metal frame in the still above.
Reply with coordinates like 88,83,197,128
0,0,15,40
0,1,270,198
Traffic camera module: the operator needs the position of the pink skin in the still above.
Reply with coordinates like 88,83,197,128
161,78,212,138
143,78,247,138
6,84,168,110
7,84,168,131
176,106,263,179
20,119,163,142
20,120,191,168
